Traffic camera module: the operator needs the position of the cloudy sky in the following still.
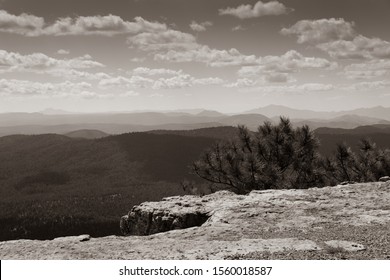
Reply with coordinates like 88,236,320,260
1,0,390,113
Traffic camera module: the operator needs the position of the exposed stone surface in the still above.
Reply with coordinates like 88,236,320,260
120,200,210,235
379,176,390,182
338,181,356,185
53,234,91,243
324,240,365,252
0,182,389,259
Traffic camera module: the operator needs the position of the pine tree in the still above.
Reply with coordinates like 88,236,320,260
192,117,325,194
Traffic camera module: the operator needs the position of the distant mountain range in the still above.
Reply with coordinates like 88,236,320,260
147,125,390,156
1,105,390,137
246,105,390,121
64,129,110,139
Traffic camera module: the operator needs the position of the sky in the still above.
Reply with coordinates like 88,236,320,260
1,0,390,113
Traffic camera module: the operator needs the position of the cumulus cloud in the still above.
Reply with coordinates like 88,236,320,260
98,70,224,91
225,82,335,93
154,45,258,67
132,67,182,76
57,49,70,55
127,29,198,51
126,22,259,68
192,77,225,86
0,49,110,81
0,79,92,97
152,74,193,90
238,50,336,82
317,35,390,59
48,69,111,80
43,15,166,36
343,60,390,80
253,83,334,93
343,80,390,91
98,75,154,89
189,21,212,32
0,49,104,74
0,10,166,36
264,72,293,83
282,18,390,60
224,78,257,88
130,57,146,63
219,1,292,19
152,74,224,89
281,18,356,44
0,9,44,36
232,25,245,32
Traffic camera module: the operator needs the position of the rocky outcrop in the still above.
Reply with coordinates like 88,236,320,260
379,176,390,182
120,198,211,235
1,182,390,259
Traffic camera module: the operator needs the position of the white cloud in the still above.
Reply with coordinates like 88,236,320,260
232,25,245,32
152,74,224,89
253,83,334,93
263,72,293,83
57,49,70,55
192,77,225,86
130,57,146,63
48,69,111,80
317,35,390,59
219,1,292,19
132,67,182,76
225,78,257,88
281,18,356,44
189,21,212,32
282,18,390,60
238,50,336,82
343,69,388,80
0,9,44,36
0,79,92,97
0,10,167,37
98,75,154,89
154,45,258,67
127,29,198,51
43,15,166,36
99,90,140,99
343,60,390,79
0,49,104,73
296,83,334,91
152,74,193,90
343,80,390,91
98,71,224,91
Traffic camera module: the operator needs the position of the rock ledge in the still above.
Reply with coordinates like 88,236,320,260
1,182,389,259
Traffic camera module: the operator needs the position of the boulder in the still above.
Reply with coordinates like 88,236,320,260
325,240,366,252
339,181,356,185
379,176,390,182
120,195,212,235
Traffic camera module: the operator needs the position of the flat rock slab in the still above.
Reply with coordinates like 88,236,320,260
52,234,91,243
325,240,366,252
1,182,389,259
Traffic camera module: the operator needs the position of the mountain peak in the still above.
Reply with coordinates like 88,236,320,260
196,110,225,117
40,108,73,115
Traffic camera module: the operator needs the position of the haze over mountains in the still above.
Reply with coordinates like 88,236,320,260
1,105,390,137
2,104,390,241
245,105,390,121
2,122,390,240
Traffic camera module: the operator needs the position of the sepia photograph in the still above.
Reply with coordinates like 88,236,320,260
0,0,390,262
